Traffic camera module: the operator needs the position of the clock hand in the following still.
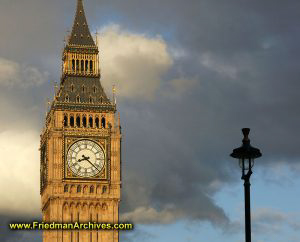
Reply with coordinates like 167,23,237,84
85,159,100,172
78,155,90,162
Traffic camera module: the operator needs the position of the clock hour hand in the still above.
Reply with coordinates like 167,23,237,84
78,155,90,162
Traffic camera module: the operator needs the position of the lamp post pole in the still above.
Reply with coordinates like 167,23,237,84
243,169,252,242
230,128,262,242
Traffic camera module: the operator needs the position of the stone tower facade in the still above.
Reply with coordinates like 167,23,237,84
40,1,122,241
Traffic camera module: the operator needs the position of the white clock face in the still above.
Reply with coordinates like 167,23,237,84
67,139,105,178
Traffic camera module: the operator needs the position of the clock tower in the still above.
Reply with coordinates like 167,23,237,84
40,0,122,241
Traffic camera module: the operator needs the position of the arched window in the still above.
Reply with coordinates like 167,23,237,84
76,115,80,127
77,185,81,193
95,117,99,128
64,114,68,127
72,59,75,71
83,185,88,194
82,116,87,127
90,60,93,73
89,116,93,128
85,60,89,72
81,60,84,72
70,116,74,127
71,84,74,92
101,117,106,128
65,95,69,102
76,95,80,103
90,186,94,193
82,85,85,93
89,96,93,103
102,186,107,194
93,86,97,93
76,60,79,71
64,184,68,193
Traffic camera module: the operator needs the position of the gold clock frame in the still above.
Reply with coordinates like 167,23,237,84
63,134,111,181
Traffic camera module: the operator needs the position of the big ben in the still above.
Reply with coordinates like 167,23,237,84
40,0,122,241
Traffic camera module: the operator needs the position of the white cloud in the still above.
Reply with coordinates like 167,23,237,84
0,58,48,87
0,130,40,216
98,24,196,100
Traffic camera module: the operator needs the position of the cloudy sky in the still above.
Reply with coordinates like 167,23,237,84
0,0,300,241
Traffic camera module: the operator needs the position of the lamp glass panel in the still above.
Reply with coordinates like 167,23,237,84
239,158,244,169
243,158,254,170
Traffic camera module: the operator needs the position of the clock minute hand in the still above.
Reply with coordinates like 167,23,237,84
86,159,100,172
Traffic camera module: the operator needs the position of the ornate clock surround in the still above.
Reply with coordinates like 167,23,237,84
63,134,111,181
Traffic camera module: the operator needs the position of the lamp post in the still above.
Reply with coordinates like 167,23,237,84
230,128,262,242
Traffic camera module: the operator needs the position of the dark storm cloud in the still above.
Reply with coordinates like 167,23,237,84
0,0,299,237
0,214,42,242
108,0,300,226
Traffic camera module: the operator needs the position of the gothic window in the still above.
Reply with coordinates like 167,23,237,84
81,60,84,72
90,60,93,72
85,60,89,72
64,114,68,127
89,116,93,128
83,185,88,194
76,60,79,71
65,95,69,102
95,117,99,128
90,186,94,193
93,86,97,93
70,116,74,127
76,95,80,103
82,116,87,127
64,185,68,193
76,115,80,127
89,96,93,103
101,117,106,128
82,85,85,93
102,186,107,194
71,84,74,92
72,59,75,71
100,96,103,103
77,185,81,193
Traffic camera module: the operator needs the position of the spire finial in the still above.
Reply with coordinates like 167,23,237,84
113,85,117,105
95,30,99,46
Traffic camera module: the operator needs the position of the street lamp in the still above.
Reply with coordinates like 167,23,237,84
230,128,262,242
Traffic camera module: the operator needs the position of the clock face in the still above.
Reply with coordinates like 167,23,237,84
40,145,47,190
67,139,105,178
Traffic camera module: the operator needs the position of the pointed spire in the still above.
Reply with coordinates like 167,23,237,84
68,0,96,46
